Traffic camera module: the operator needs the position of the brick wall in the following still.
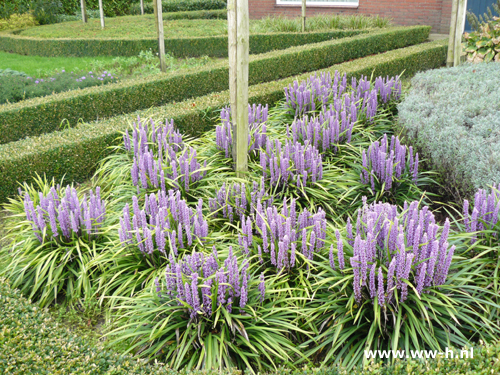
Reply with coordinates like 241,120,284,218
249,0,453,34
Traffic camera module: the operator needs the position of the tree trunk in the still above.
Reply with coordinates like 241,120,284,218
454,0,467,66
140,0,144,15
302,0,306,32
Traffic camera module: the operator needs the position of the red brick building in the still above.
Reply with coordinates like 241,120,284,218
249,0,454,34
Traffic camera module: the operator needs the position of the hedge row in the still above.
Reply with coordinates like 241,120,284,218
0,38,448,203
160,9,227,20
130,0,227,15
0,28,364,58
0,26,429,145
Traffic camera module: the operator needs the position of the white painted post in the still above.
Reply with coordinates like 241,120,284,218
140,0,145,15
454,0,467,66
98,0,105,29
447,0,458,67
80,0,88,23
302,0,306,32
228,0,249,177
156,0,167,72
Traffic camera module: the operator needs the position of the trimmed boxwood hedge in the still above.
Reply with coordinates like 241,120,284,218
1,273,499,374
0,28,364,58
0,38,448,203
0,26,430,145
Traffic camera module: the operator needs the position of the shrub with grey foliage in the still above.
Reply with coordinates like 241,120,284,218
397,63,500,201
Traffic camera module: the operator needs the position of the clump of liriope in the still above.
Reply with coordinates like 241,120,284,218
106,245,302,373
95,189,210,301
305,199,500,369
215,103,269,159
0,178,116,307
462,184,500,246
208,179,273,226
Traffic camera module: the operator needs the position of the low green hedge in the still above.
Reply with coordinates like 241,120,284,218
0,38,447,203
130,0,227,15
0,28,364,58
0,26,429,145
1,274,498,374
160,9,227,20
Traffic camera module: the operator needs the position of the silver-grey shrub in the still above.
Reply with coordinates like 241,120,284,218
397,62,500,200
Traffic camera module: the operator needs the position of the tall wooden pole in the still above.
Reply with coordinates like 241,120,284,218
153,0,159,35
236,0,249,177
228,0,249,177
140,0,145,15
156,0,166,72
228,0,238,161
446,0,458,67
80,0,88,23
454,0,467,67
301,0,306,32
98,0,105,29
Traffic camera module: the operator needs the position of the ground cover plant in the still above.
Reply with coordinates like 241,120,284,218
397,62,500,201
2,65,500,375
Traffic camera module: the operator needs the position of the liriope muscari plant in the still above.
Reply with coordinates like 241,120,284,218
334,200,454,306
284,71,401,119
23,185,106,243
360,134,419,192
259,138,323,192
107,245,301,373
306,199,500,369
215,103,269,158
119,189,208,256
208,178,273,224
462,184,500,245
0,181,113,307
238,197,327,273
96,190,209,301
123,116,206,193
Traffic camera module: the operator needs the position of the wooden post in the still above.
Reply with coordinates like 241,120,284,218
228,0,249,177
446,0,458,67
235,0,249,177
140,0,145,15
153,0,159,35
228,0,237,161
98,0,105,29
80,0,88,23
156,0,167,72
454,0,467,66
301,0,306,32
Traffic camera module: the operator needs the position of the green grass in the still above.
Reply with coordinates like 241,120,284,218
16,13,391,40
0,51,116,77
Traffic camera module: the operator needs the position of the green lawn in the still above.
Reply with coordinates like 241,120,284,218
0,51,116,77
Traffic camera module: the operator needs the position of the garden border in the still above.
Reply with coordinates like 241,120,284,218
0,39,448,203
0,26,430,145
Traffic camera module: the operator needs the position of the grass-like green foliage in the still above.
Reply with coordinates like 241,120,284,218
397,62,500,202
0,176,119,307
129,0,226,15
0,12,37,31
0,50,116,77
0,26,429,146
1,273,500,375
304,206,500,369
252,14,391,33
107,255,301,373
0,38,448,204
0,68,118,105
